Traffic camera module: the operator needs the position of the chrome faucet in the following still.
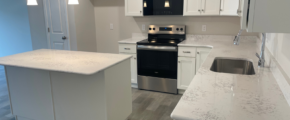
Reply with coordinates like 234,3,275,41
234,30,266,67
256,33,266,67
233,29,243,45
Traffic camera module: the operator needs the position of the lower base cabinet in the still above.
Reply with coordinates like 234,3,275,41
196,47,212,72
177,47,211,91
177,57,196,90
119,53,138,87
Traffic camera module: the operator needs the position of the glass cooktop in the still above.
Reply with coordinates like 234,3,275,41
137,39,184,46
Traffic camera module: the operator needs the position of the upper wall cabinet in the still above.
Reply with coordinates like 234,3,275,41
201,0,221,15
241,0,290,33
220,0,240,16
184,0,221,16
183,0,202,16
125,0,143,16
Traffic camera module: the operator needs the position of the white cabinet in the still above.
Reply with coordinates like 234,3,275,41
120,53,138,85
238,0,243,16
196,47,211,72
125,0,143,16
183,0,202,16
184,0,221,16
178,47,197,57
119,43,138,88
201,0,221,15
178,57,196,90
220,0,240,16
177,47,211,90
241,0,290,33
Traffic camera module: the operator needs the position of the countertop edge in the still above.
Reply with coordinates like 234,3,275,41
0,55,132,75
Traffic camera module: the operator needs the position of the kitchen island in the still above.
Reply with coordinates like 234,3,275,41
0,49,132,120
171,35,290,120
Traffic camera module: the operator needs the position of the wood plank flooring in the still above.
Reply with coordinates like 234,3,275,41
0,65,182,120
127,89,182,120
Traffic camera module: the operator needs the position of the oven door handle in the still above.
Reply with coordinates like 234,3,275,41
137,45,177,51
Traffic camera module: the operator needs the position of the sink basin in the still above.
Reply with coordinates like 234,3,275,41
210,57,255,75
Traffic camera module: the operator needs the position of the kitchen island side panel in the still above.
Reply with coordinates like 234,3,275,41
104,59,132,120
5,66,55,120
50,70,107,120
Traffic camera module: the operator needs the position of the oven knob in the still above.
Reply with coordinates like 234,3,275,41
176,28,179,31
153,28,155,30
180,28,184,31
149,28,152,30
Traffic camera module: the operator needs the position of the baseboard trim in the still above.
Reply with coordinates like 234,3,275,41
178,89,185,95
131,83,138,88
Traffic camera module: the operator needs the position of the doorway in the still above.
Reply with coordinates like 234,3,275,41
44,0,70,50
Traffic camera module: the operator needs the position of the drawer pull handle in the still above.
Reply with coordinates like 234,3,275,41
183,51,191,53
124,48,131,50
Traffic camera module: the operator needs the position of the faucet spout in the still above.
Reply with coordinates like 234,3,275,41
233,29,243,45
256,33,266,67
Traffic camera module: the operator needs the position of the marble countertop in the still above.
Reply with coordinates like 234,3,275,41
171,35,290,120
0,49,132,75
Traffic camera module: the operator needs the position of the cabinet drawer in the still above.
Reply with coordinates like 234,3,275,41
178,47,196,57
119,44,136,53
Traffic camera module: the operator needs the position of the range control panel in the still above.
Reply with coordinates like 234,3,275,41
148,25,186,35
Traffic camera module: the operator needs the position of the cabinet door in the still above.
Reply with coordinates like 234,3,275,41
240,0,248,29
178,57,196,90
220,0,239,16
196,48,211,73
119,53,138,84
125,0,143,16
183,0,202,16
201,0,221,15
238,0,242,16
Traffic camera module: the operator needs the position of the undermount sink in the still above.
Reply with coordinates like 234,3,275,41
210,57,255,75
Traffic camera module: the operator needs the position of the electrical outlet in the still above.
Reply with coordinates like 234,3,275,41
202,25,206,32
142,24,145,31
110,23,113,30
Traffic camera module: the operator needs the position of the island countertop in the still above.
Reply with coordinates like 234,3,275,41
0,49,132,75
172,35,290,120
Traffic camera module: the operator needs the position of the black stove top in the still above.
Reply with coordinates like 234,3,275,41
137,39,184,46
138,25,186,46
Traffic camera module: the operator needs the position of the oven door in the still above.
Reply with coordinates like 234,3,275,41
137,45,177,79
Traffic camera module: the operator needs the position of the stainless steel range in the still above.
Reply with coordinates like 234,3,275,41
137,25,186,94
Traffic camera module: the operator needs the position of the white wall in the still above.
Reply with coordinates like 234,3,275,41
0,0,33,57
27,0,97,52
27,0,48,50
264,33,290,79
73,0,97,52
93,0,259,53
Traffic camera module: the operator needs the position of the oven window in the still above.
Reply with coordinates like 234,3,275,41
137,50,177,79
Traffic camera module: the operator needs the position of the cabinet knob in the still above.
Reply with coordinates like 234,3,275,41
140,11,142,13
198,9,201,12
178,61,181,63
197,52,200,54
124,48,130,50
134,57,136,59
220,9,223,11
201,9,204,12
